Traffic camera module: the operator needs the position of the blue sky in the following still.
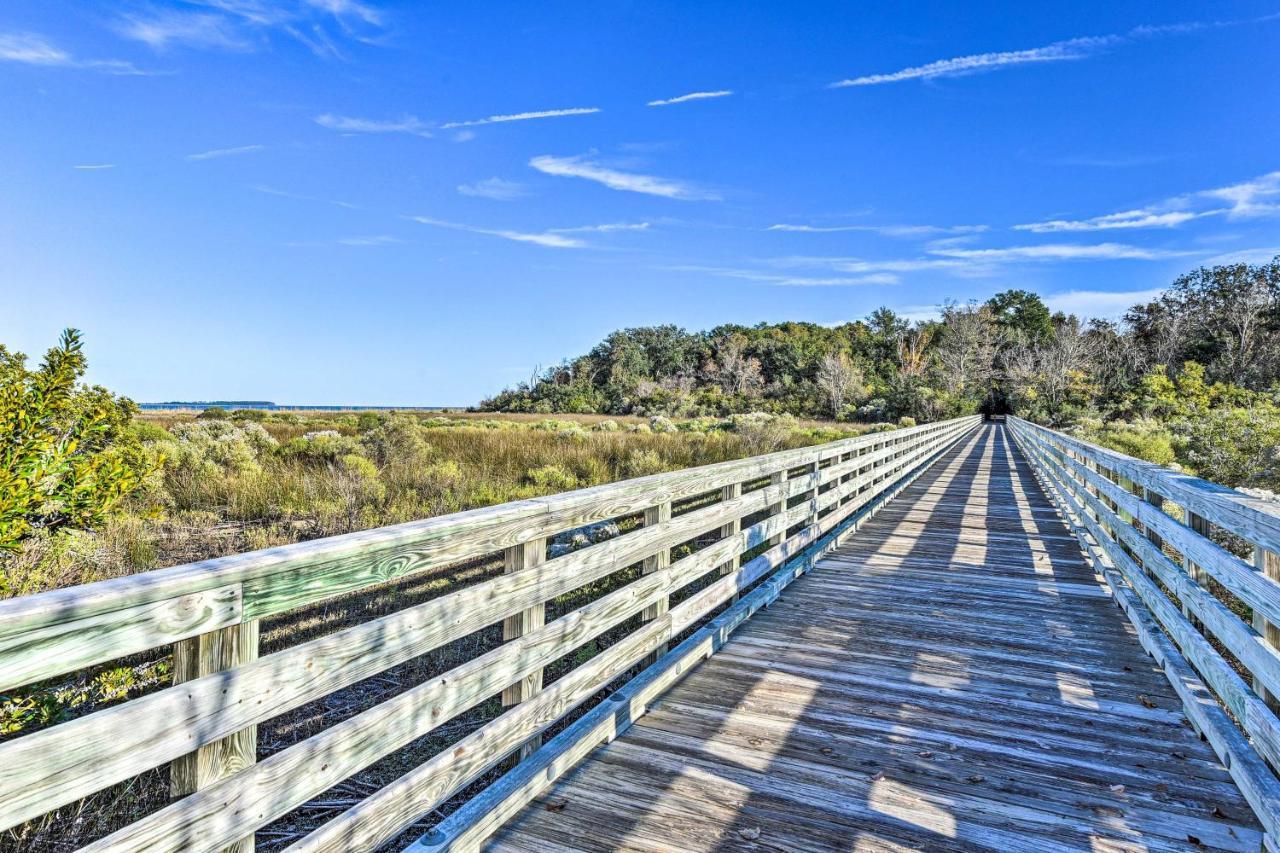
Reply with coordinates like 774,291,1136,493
2,1,1278,405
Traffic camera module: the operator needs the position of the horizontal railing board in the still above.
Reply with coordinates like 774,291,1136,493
1011,420,1280,839
0,422,958,693
0,583,242,695
1018,425,1280,630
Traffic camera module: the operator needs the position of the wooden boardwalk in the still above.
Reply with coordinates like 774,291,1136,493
487,424,1264,852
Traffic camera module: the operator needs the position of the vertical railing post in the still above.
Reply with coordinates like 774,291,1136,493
501,537,546,762
1255,545,1280,711
766,467,789,548
171,620,260,853
1183,509,1208,631
641,501,672,664
719,482,742,602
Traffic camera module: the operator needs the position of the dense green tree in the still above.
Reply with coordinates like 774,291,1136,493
0,330,154,550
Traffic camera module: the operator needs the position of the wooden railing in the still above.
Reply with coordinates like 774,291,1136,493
0,415,979,853
1009,416,1280,840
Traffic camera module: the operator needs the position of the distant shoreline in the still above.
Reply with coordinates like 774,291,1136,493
139,402,461,412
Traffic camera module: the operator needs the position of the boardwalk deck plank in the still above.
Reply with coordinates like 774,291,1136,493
487,424,1264,852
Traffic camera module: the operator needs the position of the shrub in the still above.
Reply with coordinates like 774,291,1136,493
197,406,229,420
0,330,154,551
897,416,917,428
361,416,432,468
728,412,797,454
593,419,620,432
620,449,666,478
525,464,579,491
649,415,677,434
279,430,364,463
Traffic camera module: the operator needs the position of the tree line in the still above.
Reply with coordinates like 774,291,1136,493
483,257,1280,429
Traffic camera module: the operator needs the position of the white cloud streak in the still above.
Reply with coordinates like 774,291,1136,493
1014,169,1280,233
116,11,252,51
115,1,384,57
1205,171,1280,218
768,223,988,237
73,163,117,170
530,154,718,200
187,144,266,161
549,222,650,233
928,242,1194,261
442,107,600,129
314,113,432,137
338,234,402,246
1014,209,1206,232
456,177,528,201
0,31,148,74
831,15,1280,88
250,184,359,209
668,265,898,287
831,35,1117,87
646,90,733,107
409,217,586,249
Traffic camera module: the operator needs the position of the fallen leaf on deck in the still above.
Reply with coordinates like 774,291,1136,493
1139,694,1157,708
966,774,985,783
738,827,761,840
1109,784,1125,794
545,800,568,812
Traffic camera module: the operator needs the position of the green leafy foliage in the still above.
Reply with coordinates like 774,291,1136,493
0,330,154,551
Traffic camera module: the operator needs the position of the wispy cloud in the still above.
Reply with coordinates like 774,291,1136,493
928,242,1194,262
116,11,251,52
831,35,1117,87
1043,288,1167,319
73,163,117,170
550,222,651,234
187,144,266,161
1202,246,1280,266
337,234,402,246
409,217,586,249
530,154,718,201
457,177,528,201
115,0,385,58
1014,209,1205,232
250,184,359,209
667,264,897,287
314,113,432,137
647,90,734,107
1205,171,1280,218
832,15,1280,88
0,31,148,74
1015,170,1280,233
442,108,601,129
768,223,987,238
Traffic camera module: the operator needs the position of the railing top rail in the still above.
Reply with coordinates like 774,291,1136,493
1010,416,1280,554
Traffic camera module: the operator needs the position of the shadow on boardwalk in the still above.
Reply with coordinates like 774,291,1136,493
486,425,1261,852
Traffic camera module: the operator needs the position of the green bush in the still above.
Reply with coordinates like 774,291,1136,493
0,330,154,551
